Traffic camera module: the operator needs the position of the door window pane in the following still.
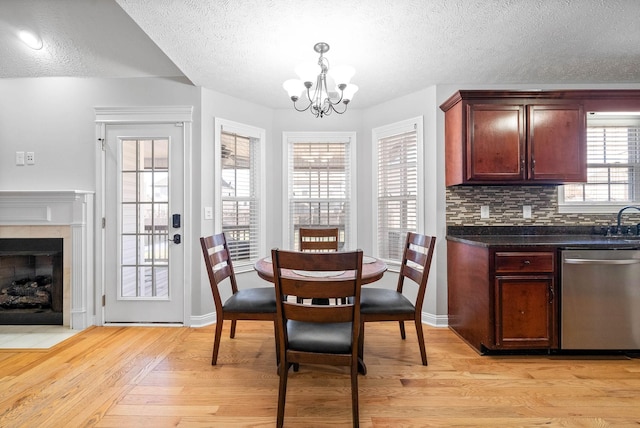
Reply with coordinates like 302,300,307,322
119,138,170,298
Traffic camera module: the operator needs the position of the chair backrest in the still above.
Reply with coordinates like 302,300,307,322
299,227,340,252
200,233,238,312
397,232,436,311
271,248,363,348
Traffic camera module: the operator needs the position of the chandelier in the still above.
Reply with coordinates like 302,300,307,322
283,42,358,118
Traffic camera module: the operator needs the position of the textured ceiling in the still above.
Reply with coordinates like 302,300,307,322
2,0,640,109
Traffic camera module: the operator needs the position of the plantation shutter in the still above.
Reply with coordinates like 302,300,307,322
377,128,418,261
221,130,260,261
287,138,351,250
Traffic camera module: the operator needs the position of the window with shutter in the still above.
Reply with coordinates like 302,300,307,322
560,114,640,212
215,119,265,265
373,117,423,262
283,132,356,250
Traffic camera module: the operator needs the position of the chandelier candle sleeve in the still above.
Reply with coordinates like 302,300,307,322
283,42,358,118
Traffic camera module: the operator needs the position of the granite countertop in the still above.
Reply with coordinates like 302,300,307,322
446,226,640,249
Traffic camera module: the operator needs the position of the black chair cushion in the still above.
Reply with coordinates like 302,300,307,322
287,320,352,354
224,287,276,313
360,288,415,314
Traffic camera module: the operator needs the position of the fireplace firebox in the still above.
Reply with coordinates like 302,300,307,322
0,238,63,325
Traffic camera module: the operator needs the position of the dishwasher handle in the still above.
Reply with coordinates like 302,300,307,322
564,258,640,265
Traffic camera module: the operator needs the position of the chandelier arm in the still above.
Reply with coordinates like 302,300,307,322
292,99,313,113
329,102,348,115
329,88,345,106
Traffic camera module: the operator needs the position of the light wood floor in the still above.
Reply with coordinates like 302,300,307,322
1,322,640,427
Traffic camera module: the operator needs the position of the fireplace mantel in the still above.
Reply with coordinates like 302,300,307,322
0,190,94,330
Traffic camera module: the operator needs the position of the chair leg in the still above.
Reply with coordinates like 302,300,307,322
414,318,428,366
230,320,237,338
350,358,360,428
399,320,406,340
358,322,365,362
272,321,280,365
212,320,224,365
277,360,289,428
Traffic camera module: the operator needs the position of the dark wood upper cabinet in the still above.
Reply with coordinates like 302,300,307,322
467,103,525,182
441,90,586,186
527,104,585,182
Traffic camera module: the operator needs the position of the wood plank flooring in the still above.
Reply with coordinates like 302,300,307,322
1,322,640,427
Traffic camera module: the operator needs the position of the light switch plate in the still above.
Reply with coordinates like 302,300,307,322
480,205,489,219
16,151,25,166
204,206,213,220
523,205,532,219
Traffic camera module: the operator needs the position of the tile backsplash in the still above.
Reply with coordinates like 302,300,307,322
446,185,622,227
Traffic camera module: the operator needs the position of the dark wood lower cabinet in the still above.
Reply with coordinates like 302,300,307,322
495,275,556,349
447,240,559,353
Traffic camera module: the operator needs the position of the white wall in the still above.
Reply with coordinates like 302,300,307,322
0,77,200,191
195,87,274,319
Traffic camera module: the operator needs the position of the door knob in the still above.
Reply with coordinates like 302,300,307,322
170,234,181,244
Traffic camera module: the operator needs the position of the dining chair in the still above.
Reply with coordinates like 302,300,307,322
271,248,364,428
298,227,341,304
200,233,278,365
359,232,436,366
299,227,340,252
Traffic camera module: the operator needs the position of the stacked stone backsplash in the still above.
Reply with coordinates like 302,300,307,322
446,185,632,227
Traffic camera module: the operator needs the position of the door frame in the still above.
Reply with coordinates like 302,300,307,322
94,106,193,326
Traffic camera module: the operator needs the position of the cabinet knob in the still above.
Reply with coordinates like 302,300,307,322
523,260,531,265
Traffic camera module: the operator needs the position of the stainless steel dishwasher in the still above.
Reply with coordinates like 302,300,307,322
561,249,640,350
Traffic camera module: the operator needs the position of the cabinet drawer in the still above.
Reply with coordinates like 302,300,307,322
495,252,555,273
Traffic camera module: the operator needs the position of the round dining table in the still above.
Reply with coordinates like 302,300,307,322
253,255,388,284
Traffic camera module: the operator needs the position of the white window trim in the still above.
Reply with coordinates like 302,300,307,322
557,189,635,214
214,118,266,271
372,116,424,269
282,131,357,250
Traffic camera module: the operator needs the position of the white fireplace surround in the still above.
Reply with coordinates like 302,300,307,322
0,190,94,330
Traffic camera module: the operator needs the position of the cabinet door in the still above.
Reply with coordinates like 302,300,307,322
466,104,525,181
528,104,585,182
494,275,557,349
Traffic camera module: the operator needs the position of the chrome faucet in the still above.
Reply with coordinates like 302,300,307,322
616,205,640,234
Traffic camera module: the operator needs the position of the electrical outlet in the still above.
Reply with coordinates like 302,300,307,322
16,151,25,166
480,205,490,219
26,151,35,165
523,205,532,219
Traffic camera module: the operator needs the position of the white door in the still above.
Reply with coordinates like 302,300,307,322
104,123,184,323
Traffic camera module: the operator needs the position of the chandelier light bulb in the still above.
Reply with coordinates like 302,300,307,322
341,84,359,102
283,79,304,101
18,30,43,50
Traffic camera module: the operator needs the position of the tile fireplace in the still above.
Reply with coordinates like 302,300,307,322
0,191,94,330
